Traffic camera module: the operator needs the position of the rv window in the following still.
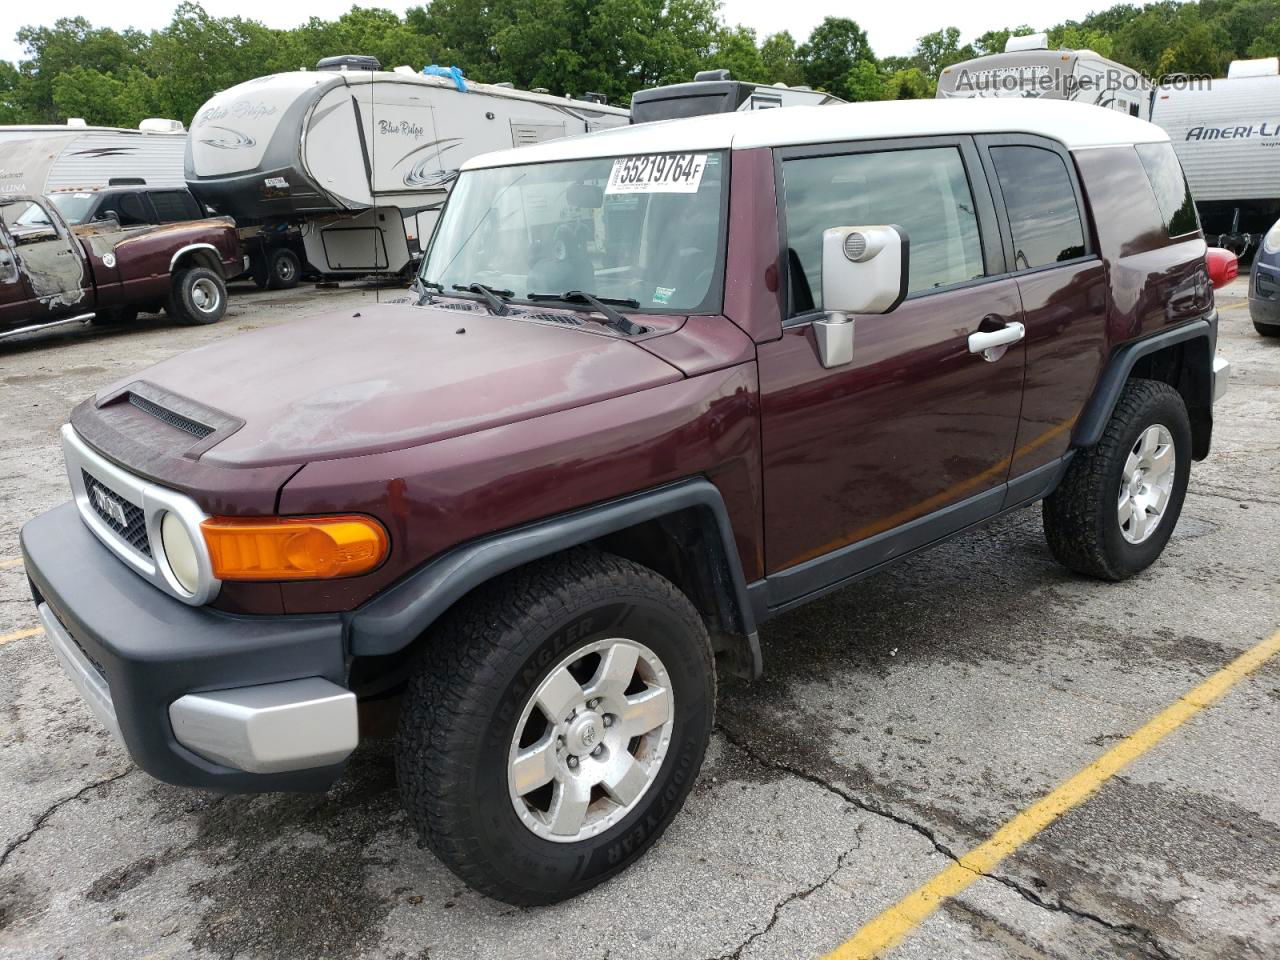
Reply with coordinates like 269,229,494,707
781,146,985,311
989,146,1086,269
150,190,201,223
1135,142,1199,238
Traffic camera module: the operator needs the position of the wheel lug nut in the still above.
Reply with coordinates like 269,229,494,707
567,756,579,769
602,715,614,728
588,698,601,709
591,744,605,757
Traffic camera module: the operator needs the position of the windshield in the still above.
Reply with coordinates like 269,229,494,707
420,151,727,313
47,192,98,225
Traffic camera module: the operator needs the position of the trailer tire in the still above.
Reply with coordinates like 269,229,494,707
266,248,301,290
168,267,227,326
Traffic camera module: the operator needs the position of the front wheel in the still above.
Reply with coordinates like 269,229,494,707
168,267,227,325
395,550,715,905
1043,378,1191,580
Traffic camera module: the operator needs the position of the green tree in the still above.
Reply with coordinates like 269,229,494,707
707,25,767,82
760,31,804,86
914,27,975,80
844,59,886,101
798,17,872,98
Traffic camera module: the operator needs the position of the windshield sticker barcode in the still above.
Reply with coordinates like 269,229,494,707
605,154,708,194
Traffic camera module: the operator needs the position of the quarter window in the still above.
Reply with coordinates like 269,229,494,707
1135,142,1199,238
990,145,1086,269
781,146,985,312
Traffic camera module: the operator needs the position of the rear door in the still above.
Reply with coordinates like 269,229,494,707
0,224,33,329
757,136,1026,599
975,136,1108,494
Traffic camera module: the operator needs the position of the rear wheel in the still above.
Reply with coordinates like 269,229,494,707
265,248,301,290
1043,379,1191,580
395,550,715,905
168,267,227,325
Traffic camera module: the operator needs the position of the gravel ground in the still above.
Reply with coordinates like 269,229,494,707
0,277,1276,960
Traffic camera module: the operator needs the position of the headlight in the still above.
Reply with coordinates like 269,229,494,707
1264,221,1280,255
161,511,200,594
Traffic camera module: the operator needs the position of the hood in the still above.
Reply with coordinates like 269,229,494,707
96,303,684,467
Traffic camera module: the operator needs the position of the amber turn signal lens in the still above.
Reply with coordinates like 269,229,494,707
201,515,389,581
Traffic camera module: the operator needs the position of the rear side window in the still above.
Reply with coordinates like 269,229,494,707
1135,142,1199,238
990,146,1086,270
781,146,985,311
150,190,201,223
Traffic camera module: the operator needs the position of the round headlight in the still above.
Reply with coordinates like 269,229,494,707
161,511,200,594
1264,221,1280,255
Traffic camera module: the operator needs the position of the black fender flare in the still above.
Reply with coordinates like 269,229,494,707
344,478,761,675
1072,316,1215,456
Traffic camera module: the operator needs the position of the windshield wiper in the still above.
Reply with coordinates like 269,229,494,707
527,290,645,336
411,277,442,305
452,282,512,315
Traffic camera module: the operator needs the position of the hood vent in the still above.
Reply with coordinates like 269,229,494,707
127,392,215,439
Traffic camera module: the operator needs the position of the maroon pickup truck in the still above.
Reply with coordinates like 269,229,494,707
0,194,242,338
21,100,1232,905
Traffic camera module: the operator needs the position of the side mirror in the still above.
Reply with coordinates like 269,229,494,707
814,225,909,368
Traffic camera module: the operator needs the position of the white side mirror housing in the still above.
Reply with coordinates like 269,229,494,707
821,225,909,317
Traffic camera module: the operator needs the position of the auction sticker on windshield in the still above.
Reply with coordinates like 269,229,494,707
606,154,707,194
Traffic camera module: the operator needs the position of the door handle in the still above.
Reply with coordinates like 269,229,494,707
968,320,1025,361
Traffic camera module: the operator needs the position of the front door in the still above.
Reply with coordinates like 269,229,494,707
0,227,32,330
0,198,90,321
758,136,1026,606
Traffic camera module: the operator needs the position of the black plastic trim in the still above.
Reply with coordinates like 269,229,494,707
346,478,758,668
1073,318,1212,450
21,502,347,793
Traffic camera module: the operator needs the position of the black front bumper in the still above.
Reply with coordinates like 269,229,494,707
1250,261,1280,327
21,502,349,793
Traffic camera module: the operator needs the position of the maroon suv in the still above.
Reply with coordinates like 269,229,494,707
21,99,1231,905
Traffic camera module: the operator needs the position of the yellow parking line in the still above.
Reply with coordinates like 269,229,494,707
0,557,25,571
825,627,1280,960
0,627,42,646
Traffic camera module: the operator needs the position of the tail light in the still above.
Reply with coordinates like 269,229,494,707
1205,247,1238,290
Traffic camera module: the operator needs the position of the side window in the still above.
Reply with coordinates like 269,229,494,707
150,190,200,223
990,146,1086,270
115,192,151,227
1135,142,1199,238
781,146,985,313
1,199,59,245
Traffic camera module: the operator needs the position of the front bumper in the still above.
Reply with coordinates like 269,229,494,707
21,502,356,792
1250,261,1280,327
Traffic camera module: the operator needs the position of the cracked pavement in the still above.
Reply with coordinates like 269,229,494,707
2,279,1278,959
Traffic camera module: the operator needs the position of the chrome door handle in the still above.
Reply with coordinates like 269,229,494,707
968,321,1025,361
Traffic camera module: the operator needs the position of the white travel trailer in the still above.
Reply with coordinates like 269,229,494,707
0,120,187,196
1149,59,1280,254
936,33,1150,117
185,57,629,287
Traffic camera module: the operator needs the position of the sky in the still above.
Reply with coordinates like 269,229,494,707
0,0,1112,66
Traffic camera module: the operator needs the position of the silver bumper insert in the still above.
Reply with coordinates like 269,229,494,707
39,602,123,745
169,678,358,774
1213,354,1230,403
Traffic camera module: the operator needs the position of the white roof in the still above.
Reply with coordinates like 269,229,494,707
464,98,1168,170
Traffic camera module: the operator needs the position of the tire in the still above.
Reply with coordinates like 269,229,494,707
1043,378,1191,581
265,248,301,290
249,251,270,289
1254,320,1280,337
90,306,137,326
167,267,227,325
395,550,715,905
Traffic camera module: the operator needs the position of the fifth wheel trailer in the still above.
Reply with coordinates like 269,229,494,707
185,58,629,288
1149,59,1280,255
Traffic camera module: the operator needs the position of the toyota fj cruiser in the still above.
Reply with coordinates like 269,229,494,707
21,99,1232,905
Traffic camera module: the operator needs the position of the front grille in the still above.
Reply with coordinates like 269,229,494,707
82,470,151,557
127,393,214,439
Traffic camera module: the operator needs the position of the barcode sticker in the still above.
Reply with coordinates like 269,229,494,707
605,154,708,195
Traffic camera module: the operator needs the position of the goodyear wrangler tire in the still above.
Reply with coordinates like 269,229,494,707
1043,378,1191,581
394,550,715,905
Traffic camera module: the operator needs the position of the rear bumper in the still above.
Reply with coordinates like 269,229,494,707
21,501,356,792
